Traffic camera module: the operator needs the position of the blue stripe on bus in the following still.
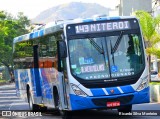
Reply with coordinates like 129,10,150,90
46,89,52,99
120,85,135,93
83,18,94,22
14,70,19,93
95,17,120,21
91,88,105,96
34,68,42,96
30,69,42,96
29,30,44,39
109,17,121,20
90,85,135,96
39,68,53,99
39,30,44,36
33,31,39,38
29,33,34,39
95,17,108,21
18,36,23,41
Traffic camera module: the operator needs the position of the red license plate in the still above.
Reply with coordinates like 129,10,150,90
107,101,120,107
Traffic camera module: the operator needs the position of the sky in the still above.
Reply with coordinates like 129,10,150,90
0,0,119,19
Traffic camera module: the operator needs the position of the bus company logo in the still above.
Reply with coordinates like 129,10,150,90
2,111,11,116
110,89,114,94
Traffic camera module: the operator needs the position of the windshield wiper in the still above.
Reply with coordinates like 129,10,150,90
110,31,124,65
88,38,104,54
110,40,115,65
111,31,124,54
89,38,107,68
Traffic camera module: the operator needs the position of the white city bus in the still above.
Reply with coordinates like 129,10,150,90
13,16,149,118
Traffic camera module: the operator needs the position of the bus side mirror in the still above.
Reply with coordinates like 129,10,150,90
58,40,67,58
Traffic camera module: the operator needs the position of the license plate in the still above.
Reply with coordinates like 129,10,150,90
107,101,120,107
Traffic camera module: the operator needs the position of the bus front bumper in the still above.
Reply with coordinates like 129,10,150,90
69,87,149,110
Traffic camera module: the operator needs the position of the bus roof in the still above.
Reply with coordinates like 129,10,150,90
13,16,137,44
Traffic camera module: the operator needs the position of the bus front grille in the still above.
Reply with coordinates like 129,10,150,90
92,95,134,106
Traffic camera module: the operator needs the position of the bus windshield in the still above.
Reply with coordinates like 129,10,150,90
68,33,145,81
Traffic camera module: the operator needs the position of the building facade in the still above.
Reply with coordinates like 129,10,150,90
118,0,152,16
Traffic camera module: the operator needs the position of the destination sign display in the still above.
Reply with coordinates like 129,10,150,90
75,21,130,34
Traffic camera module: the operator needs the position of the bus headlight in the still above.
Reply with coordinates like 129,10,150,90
137,76,149,91
71,84,88,97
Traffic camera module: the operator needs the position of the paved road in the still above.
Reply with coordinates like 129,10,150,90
0,83,159,119
0,84,29,111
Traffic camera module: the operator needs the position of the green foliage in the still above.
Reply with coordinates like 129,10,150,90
150,81,160,85
0,79,7,83
0,11,31,75
134,10,160,57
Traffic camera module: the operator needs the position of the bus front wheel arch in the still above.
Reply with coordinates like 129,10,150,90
53,86,72,119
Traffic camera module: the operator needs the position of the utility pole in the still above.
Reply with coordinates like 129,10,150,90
152,0,160,72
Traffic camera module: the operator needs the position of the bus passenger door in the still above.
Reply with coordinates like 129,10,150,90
57,41,68,109
61,59,69,109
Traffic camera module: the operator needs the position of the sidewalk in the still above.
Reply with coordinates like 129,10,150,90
0,81,12,86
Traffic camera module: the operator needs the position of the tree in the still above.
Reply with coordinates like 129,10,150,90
134,10,160,71
0,11,31,80
134,11,160,56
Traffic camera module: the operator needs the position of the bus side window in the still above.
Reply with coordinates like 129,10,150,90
53,53,58,69
38,35,58,69
13,40,33,69
49,35,58,69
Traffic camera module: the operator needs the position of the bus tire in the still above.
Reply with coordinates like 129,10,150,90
28,92,39,111
118,105,132,113
61,111,72,119
39,105,47,113
54,90,72,119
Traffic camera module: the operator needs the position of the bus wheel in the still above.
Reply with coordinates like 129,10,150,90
54,92,72,119
28,92,39,111
61,111,72,119
118,105,132,113
39,105,47,113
